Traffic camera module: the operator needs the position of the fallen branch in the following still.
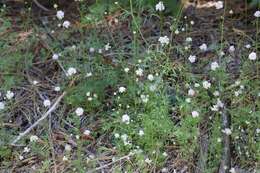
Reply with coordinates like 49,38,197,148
219,105,231,173
87,153,134,173
11,92,66,145
32,0,50,12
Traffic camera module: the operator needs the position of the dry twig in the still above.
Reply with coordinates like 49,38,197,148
11,92,66,145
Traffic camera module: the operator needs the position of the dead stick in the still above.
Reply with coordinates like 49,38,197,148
33,0,50,11
219,106,231,173
11,92,66,145
87,153,134,173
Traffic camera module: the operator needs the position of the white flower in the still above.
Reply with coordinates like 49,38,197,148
75,107,84,116
213,91,220,97
121,134,128,141
0,102,5,110
248,52,257,60
190,20,195,25
43,99,51,107
86,72,92,77
56,10,64,20
194,83,200,88
89,47,95,53
65,144,72,152
162,168,168,173
138,130,144,136
211,61,220,71
215,1,223,9
254,11,260,18
185,98,191,103
174,29,179,35
62,156,68,161
217,99,224,108
229,45,235,53
162,152,168,157
62,20,70,28
149,84,157,91
83,129,91,136
229,10,233,14
23,147,30,153
122,114,130,124
185,37,192,42
147,74,154,81
54,86,61,92
141,94,149,103
30,135,39,142
155,1,165,12
19,155,24,160
229,168,236,173
105,43,111,51
6,91,14,100
52,53,59,60
245,44,251,49
33,80,38,85
145,158,152,164
192,111,199,118
66,67,77,76
222,128,232,135
199,43,207,51
135,68,143,76
119,86,126,93
202,81,211,89
188,88,195,96
188,55,196,63
124,68,130,73
158,36,169,46
114,133,120,138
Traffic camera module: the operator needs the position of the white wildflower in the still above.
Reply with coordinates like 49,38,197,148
66,67,77,76
122,114,130,124
52,53,59,60
248,52,257,60
119,86,126,93
158,36,169,46
215,1,223,9
75,107,84,116
199,43,207,51
245,44,251,49
211,61,220,71
105,43,111,51
83,129,91,136
188,55,196,63
229,45,235,53
188,88,195,96
155,1,165,11
192,111,199,118
147,74,154,81
6,91,14,100
62,20,70,28
114,133,120,138
30,135,39,142
222,128,232,135
43,99,51,107
54,86,61,92
124,67,130,73
135,68,143,76
185,37,192,42
202,81,211,89
65,144,72,152
254,11,260,18
0,102,5,110
23,147,30,153
138,130,144,136
56,10,64,20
